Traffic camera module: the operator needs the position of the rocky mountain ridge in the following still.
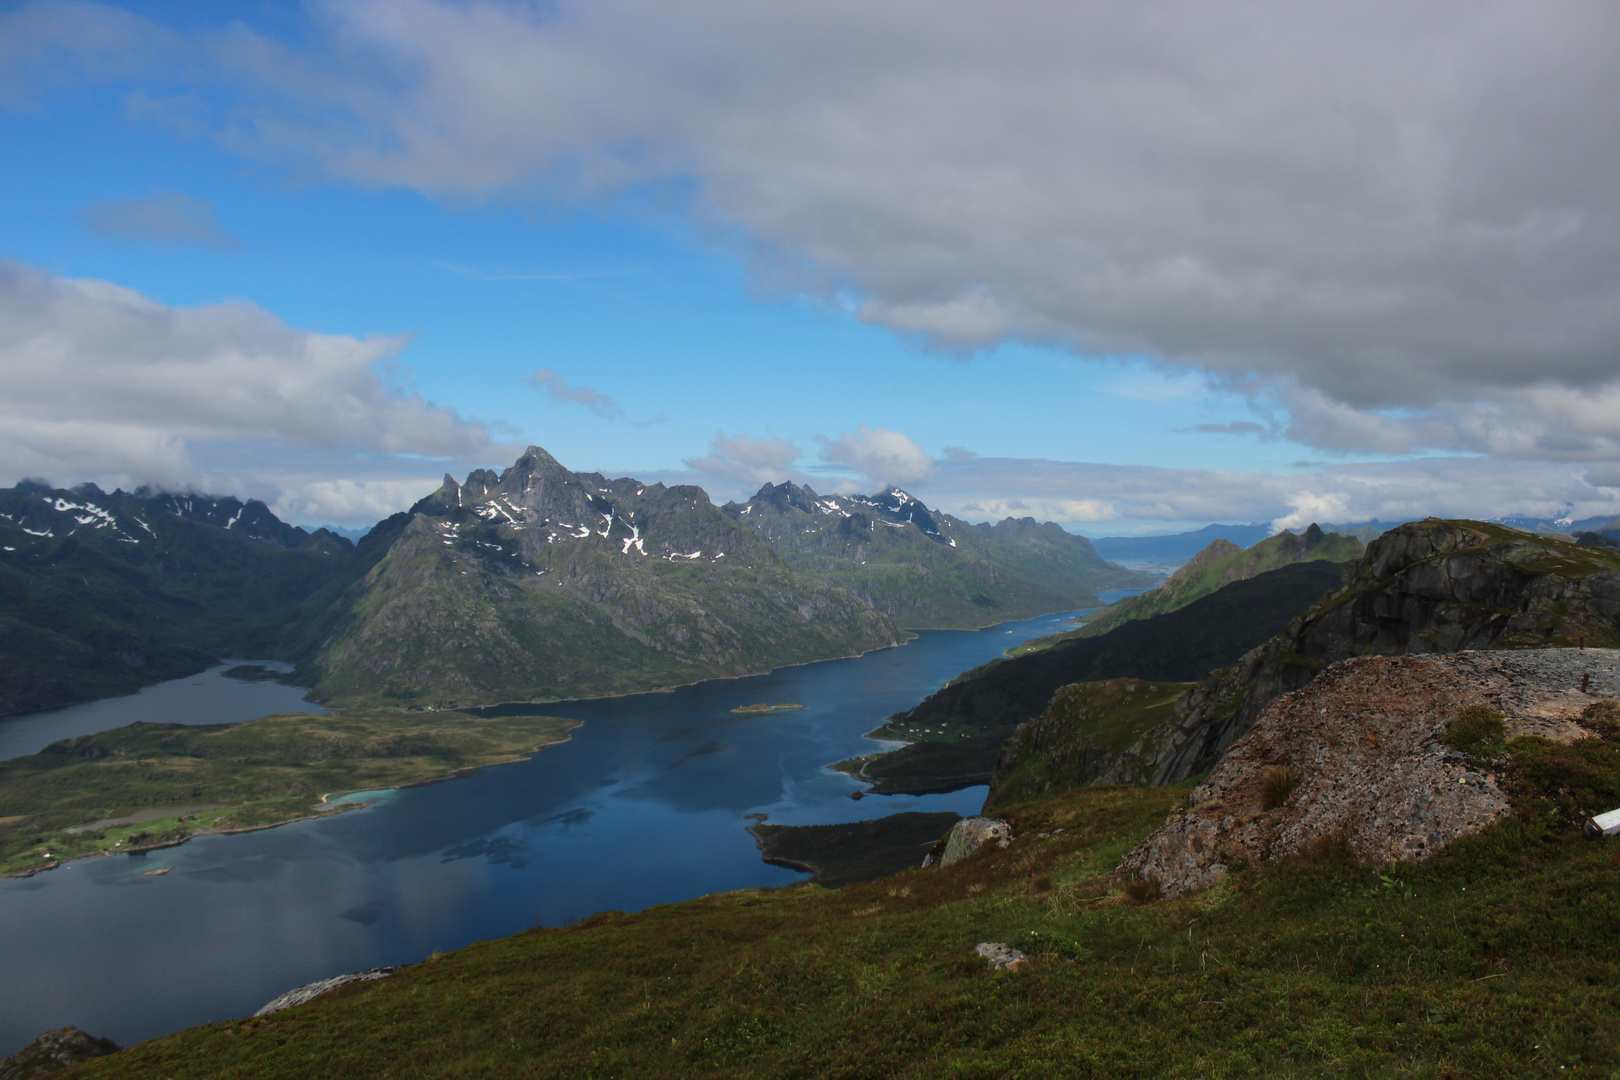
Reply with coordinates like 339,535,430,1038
0,481,357,715
299,447,905,706
722,481,1150,629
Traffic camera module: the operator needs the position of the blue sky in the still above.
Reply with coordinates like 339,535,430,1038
2,1,1618,533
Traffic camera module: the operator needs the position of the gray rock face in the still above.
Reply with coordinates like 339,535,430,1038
938,817,1012,866
1137,520,1620,785
1119,648,1620,898
255,967,396,1016
0,1027,118,1079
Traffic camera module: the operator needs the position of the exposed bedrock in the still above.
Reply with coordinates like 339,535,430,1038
1119,648,1620,898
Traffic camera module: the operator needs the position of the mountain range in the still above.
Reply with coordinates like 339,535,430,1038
0,481,354,715
722,481,1151,629
0,447,1148,713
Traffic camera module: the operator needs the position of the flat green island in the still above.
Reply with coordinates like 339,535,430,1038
0,710,578,877
728,703,805,715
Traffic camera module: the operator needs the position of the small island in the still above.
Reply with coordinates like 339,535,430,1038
728,703,805,715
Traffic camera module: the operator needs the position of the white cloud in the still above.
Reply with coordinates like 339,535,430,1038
78,189,238,250
684,431,804,488
0,260,494,506
526,367,625,421
907,455,1620,533
818,426,933,491
24,0,1616,463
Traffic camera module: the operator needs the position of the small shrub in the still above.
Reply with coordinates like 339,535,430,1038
1299,832,1355,864
1260,765,1299,810
1442,705,1506,754
1121,871,1161,904
1582,699,1620,739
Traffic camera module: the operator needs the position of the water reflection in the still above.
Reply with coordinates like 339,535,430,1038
0,603,1127,1055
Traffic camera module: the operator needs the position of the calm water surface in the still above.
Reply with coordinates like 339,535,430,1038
0,603,1124,1054
0,661,324,762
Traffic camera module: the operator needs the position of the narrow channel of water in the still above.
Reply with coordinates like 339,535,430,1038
0,600,1132,1055
0,661,324,762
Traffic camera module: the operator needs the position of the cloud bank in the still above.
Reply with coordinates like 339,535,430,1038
20,0,1616,463
0,260,496,526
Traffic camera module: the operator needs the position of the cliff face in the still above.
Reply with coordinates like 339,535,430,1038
1136,520,1620,785
1119,648,1620,899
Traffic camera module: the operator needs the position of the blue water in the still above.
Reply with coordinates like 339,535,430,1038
0,603,1123,1055
0,660,324,762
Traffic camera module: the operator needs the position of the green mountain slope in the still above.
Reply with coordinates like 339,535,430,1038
834,559,1347,794
990,519,1620,804
723,482,1153,629
0,482,356,714
300,448,905,707
1017,523,1362,651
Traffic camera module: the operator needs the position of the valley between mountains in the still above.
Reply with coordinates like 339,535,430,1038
6,453,1620,1077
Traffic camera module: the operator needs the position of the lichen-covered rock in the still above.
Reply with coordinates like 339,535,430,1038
0,1027,118,1079
255,968,395,1016
1120,648,1620,898
974,942,1029,972
938,817,1012,866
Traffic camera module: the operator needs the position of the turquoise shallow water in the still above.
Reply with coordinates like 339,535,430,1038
0,602,1130,1055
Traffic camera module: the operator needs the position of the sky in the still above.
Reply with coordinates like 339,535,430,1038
1,0,1618,535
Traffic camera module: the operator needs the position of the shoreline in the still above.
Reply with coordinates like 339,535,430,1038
1,725,580,879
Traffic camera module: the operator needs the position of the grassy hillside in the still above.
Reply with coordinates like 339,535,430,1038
64,774,1620,1079
836,560,1346,795
1013,523,1361,654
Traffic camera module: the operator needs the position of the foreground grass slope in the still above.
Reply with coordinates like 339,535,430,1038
72,766,1620,1079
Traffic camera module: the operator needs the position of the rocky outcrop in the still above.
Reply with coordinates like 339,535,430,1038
255,968,396,1016
1132,520,1620,785
935,817,1012,867
974,942,1029,972
1119,648,1620,898
0,1027,118,1078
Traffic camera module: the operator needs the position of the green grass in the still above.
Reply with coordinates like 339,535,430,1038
64,777,1620,1080
987,679,1197,807
0,710,578,876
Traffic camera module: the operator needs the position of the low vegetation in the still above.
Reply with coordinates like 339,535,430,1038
67,771,1620,1079
847,561,1344,796
0,711,577,876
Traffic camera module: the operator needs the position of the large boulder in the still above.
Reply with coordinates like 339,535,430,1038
1119,648,1620,898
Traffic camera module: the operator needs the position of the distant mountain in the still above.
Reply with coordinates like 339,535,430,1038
722,482,1151,629
296,448,905,707
0,481,355,715
1087,523,1276,568
1056,524,1362,641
